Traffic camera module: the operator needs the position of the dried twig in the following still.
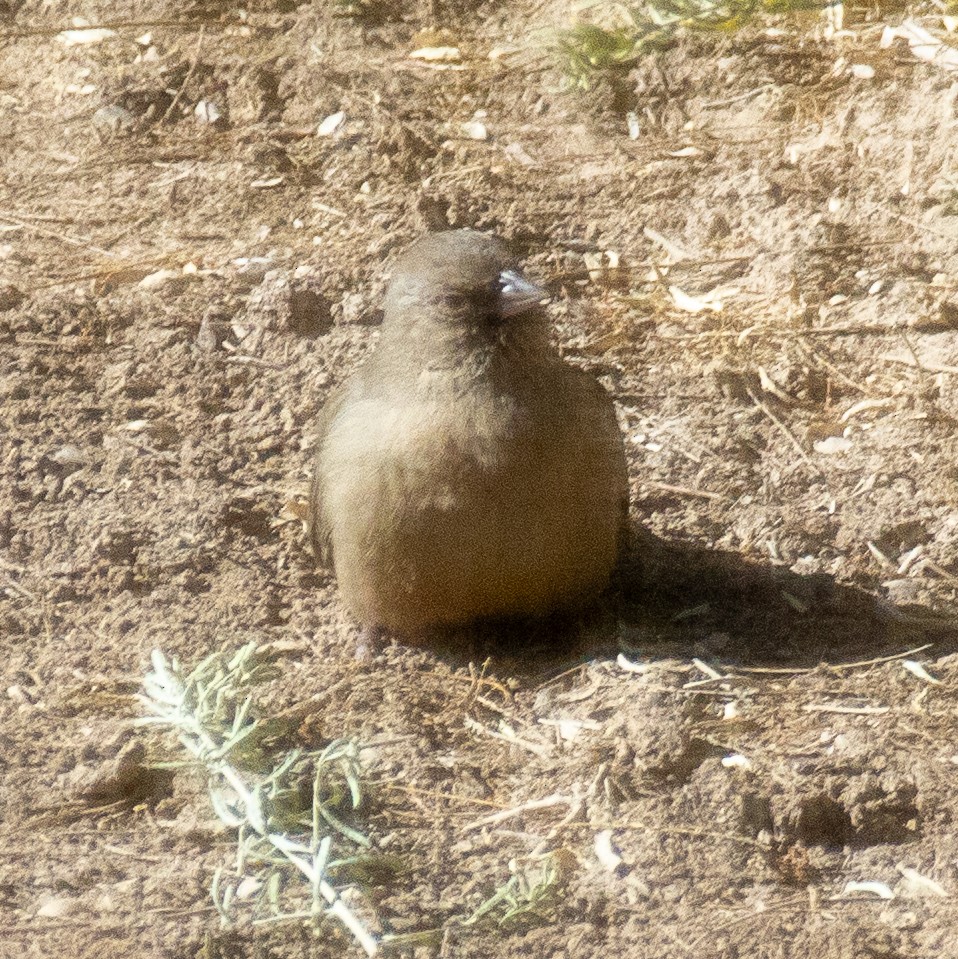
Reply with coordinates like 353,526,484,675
881,353,958,375
730,643,936,675
803,703,890,715
641,480,724,501
745,387,823,479
161,26,206,124
463,794,574,832
0,19,209,39
463,716,551,757
0,209,120,258
918,559,958,586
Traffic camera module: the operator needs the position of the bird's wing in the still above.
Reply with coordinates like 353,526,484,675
601,385,632,559
307,381,351,568
572,366,631,556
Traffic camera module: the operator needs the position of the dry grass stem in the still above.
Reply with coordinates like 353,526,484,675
463,794,575,832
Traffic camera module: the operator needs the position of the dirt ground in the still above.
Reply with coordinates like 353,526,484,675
3,1,958,957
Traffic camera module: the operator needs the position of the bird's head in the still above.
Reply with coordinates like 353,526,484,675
383,230,547,340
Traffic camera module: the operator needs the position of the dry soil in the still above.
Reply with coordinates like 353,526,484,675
3,2,958,958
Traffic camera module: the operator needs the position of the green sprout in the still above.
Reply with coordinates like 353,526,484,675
463,849,575,929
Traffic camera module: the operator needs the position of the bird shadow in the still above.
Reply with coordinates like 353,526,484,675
424,527,958,679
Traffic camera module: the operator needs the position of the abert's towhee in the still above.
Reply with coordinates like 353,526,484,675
309,229,629,635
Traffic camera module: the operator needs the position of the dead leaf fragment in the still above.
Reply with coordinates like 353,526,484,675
57,23,116,46
595,830,623,872
669,285,724,313
813,436,853,455
583,249,620,284
138,269,188,293
317,111,345,136
842,880,895,900
901,660,941,685
882,20,958,70
898,866,948,898
409,46,462,63
617,653,649,674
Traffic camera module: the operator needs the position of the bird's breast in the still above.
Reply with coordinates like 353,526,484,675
316,368,625,632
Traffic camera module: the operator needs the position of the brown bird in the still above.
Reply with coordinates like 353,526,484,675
309,229,628,636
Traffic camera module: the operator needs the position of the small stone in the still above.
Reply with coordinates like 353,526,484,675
92,104,136,138
231,257,273,289
940,299,958,328
194,99,227,127
36,895,74,918
48,445,88,470
7,684,32,704
409,45,461,63
503,141,535,166
317,110,345,136
196,308,224,351
337,291,382,326
460,120,488,141
813,436,853,455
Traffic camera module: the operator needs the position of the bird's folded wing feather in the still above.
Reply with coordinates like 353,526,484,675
307,383,350,568
573,367,631,555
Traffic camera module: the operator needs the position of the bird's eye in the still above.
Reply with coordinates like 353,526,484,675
446,287,495,311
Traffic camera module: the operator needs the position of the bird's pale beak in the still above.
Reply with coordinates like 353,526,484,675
499,269,547,318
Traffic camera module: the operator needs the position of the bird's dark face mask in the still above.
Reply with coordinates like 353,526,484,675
443,267,546,332
382,230,549,365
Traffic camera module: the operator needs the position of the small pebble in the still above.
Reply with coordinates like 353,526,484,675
194,99,226,127
92,104,136,138
49,445,88,469
317,111,345,136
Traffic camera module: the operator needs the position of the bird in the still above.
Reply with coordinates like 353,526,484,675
308,229,629,637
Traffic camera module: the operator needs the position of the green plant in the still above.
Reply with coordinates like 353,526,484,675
463,849,575,929
556,0,823,88
138,644,381,954
138,643,568,954
556,22,644,90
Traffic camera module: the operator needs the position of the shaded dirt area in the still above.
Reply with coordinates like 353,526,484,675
3,1,958,957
